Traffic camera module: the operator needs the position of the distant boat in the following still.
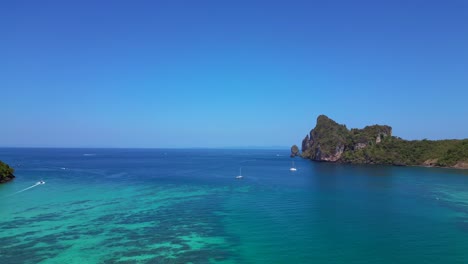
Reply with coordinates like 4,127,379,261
290,161,297,172
236,167,243,179
38,180,45,185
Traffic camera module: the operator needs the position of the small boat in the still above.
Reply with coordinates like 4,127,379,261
290,161,297,172
236,167,243,179
38,180,45,185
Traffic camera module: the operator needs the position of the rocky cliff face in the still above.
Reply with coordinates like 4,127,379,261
299,115,391,162
292,115,467,169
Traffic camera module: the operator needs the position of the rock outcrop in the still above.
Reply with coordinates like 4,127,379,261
300,115,391,162
0,161,15,184
290,145,300,157
292,115,467,169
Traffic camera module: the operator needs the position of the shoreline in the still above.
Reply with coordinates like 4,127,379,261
0,175,15,184
302,158,468,170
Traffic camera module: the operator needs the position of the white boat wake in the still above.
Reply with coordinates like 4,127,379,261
8,181,45,196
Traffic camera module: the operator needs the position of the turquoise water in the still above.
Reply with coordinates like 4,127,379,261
1,148,467,263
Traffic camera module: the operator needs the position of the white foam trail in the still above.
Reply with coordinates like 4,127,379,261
9,183,41,196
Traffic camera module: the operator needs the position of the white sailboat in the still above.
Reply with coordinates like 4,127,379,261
236,167,243,179
290,160,297,171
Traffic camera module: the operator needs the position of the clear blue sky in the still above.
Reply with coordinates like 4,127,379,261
1,0,467,148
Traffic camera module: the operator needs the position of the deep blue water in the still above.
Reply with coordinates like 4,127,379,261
1,148,467,263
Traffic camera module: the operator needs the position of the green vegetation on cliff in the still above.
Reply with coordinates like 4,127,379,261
341,137,468,167
0,161,15,183
298,115,468,168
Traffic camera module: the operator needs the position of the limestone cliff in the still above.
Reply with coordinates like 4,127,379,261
301,115,392,162
301,115,350,161
293,115,467,169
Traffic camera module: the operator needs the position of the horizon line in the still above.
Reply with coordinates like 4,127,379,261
0,146,291,150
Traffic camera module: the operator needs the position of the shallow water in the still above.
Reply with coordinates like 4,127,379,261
1,148,467,263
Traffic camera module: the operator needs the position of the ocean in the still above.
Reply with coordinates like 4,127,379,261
0,148,467,263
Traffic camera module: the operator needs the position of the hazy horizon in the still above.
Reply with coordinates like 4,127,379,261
2,0,467,148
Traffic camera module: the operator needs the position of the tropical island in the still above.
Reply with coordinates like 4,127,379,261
291,115,468,169
0,160,15,184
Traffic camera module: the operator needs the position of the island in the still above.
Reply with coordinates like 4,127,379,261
0,160,15,184
292,115,468,169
